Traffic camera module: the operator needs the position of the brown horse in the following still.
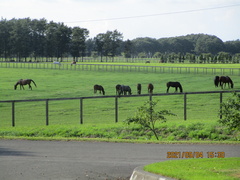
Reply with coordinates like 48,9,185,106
214,76,220,87
119,85,132,95
94,84,105,95
137,83,142,95
14,79,37,90
115,84,121,95
148,83,154,94
219,76,234,89
166,82,183,93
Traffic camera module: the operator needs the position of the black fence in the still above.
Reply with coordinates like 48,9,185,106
1,90,239,127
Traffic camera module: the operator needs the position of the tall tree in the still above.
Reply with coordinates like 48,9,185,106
45,22,71,61
29,18,47,61
94,30,123,62
10,18,32,61
0,18,13,60
123,39,133,59
70,27,89,62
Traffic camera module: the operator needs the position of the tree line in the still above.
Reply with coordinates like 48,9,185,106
0,18,240,63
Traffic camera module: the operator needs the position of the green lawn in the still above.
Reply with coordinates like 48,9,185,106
144,157,240,180
0,65,239,141
0,66,239,127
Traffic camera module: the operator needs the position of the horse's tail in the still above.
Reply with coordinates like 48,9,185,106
31,79,37,87
179,83,183,93
129,87,132,95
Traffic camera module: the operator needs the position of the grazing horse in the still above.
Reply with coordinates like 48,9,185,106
116,84,121,95
14,79,37,90
71,61,76,66
94,84,105,95
166,82,183,93
148,83,154,94
219,76,234,89
214,76,220,87
119,85,132,95
137,83,142,95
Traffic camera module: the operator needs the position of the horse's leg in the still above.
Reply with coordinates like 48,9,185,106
166,87,169,93
175,87,178,92
29,84,32,90
220,82,223,89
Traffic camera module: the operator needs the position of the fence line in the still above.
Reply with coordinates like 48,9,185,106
1,62,240,75
1,90,240,127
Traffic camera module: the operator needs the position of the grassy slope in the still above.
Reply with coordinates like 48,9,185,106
144,157,240,180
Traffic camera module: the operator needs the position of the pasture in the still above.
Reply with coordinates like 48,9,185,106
0,65,239,129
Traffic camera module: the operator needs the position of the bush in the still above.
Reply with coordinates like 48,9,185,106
124,100,176,140
219,93,240,131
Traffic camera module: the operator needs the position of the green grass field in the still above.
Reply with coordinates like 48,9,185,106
0,64,239,141
144,157,240,180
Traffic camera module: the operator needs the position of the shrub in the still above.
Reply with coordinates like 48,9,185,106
219,93,240,131
124,100,176,140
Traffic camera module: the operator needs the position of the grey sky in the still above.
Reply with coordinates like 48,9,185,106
1,0,239,41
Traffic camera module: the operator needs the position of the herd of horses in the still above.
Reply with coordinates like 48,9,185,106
93,75,234,96
14,76,234,96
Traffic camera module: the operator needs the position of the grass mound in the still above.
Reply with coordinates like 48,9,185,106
144,157,240,180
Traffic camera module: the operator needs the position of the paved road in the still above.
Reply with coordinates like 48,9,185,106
0,140,239,180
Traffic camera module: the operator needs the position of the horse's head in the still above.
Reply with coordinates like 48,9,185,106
14,83,18,90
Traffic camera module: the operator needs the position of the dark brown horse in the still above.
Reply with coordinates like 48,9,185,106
137,83,142,95
148,83,154,94
94,84,105,95
119,85,132,95
219,76,234,89
214,76,220,87
14,79,37,90
166,82,183,93
116,84,121,95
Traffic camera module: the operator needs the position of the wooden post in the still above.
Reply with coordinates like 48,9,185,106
184,93,187,120
149,94,152,101
220,92,223,119
12,101,15,127
115,97,118,123
46,100,49,126
80,98,83,124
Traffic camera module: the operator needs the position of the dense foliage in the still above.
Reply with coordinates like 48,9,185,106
219,93,240,131
0,18,240,63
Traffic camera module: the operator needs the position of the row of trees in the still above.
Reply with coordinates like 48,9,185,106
0,18,240,63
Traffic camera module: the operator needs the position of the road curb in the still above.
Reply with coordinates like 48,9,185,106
130,166,176,180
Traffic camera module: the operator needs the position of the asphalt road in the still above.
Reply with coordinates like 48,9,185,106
0,140,239,180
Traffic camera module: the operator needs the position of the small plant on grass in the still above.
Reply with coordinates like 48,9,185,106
124,100,176,140
219,93,240,131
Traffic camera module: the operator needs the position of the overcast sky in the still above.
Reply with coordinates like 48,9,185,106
1,0,240,42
